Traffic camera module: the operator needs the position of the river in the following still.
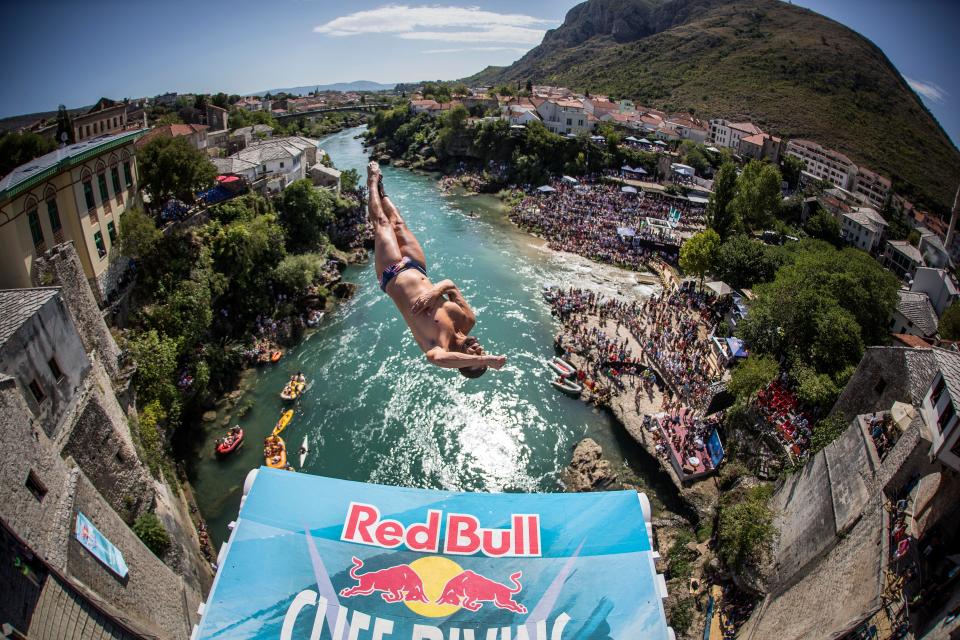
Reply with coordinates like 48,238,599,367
187,126,681,547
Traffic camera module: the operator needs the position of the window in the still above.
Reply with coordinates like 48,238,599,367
98,173,109,201
113,116,118,128
47,197,61,232
280,161,284,168
566,118,572,126
111,166,121,193
94,230,107,258
107,220,116,242
48,357,64,381
85,124,90,137
932,375,947,407
28,379,45,403
83,180,96,210
938,400,955,434
27,209,44,247
25,470,47,502
123,161,132,187
874,378,887,395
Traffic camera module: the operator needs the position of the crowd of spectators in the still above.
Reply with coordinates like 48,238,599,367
867,412,899,459
510,180,705,270
652,408,721,477
754,379,814,458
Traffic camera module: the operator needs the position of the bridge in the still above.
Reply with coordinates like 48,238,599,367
274,103,391,122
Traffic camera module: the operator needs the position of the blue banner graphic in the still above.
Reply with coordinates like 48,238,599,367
75,511,129,579
195,469,670,639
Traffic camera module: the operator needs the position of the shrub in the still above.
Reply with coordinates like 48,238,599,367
727,355,779,403
668,529,698,582
810,414,850,453
133,512,171,557
669,598,695,636
716,484,776,572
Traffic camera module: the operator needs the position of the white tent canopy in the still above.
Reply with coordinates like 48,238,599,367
622,185,638,193
561,175,579,185
537,185,557,193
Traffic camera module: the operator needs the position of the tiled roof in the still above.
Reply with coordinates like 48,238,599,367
891,333,931,349
0,288,60,347
898,290,939,337
730,121,763,135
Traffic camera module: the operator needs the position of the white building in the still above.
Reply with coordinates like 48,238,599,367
785,139,859,191
919,351,960,472
502,105,541,126
708,119,763,150
841,206,887,253
912,267,960,316
853,166,892,210
891,290,939,339
536,98,593,135
884,240,924,280
213,136,321,193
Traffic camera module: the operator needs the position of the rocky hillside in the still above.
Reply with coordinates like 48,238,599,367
466,0,959,211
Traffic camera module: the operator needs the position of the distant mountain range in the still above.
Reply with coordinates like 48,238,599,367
249,81,395,96
465,0,959,211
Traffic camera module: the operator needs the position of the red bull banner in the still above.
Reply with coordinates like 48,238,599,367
193,468,671,640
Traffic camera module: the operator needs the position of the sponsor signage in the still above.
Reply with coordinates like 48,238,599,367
194,469,669,639
75,511,129,579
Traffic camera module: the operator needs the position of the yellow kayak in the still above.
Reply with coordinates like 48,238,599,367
272,410,294,436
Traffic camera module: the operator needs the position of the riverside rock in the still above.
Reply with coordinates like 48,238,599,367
563,438,620,492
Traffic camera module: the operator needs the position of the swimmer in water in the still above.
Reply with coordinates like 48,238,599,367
367,161,505,378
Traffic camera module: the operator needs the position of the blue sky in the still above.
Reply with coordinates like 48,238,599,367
1,0,957,146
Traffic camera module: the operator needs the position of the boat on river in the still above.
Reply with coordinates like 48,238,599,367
299,435,308,468
551,377,583,397
215,426,243,456
273,410,294,436
545,357,577,378
264,435,287,469
280,375,306,401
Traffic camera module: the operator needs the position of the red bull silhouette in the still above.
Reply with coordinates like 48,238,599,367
436,569,527,614
339,556,429,604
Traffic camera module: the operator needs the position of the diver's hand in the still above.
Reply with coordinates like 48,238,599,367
411,288,441,315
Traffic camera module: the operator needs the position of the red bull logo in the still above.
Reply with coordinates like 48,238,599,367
340,556,526,618
341,502,541,557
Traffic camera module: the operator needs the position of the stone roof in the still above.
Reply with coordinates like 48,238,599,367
897,290,939,337
887,240,923,264
931,348,960,411
0,288,60,347
832,346,938,420
234,136,317,165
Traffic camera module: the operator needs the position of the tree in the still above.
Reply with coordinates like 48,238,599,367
340,168,361,193
939,302,960,340
137,136,216,207
55,105,74,145
193,94,208,110
211,92,229,108
714,234,784,289
133,513,171,557
0,131,56,177
119,207,162,260
452,83,469,97
271,253,327,296
706,163,738,239
730,160,783,232
494,85,514,98
277,180,336,251
525,79,533,92
716,484,776,572
727,355,779,403
128,329,180,409
780,155,805,190
679,229,720,288
155,112,184,126
804,207,842,246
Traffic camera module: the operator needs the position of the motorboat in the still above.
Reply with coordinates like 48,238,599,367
545,357,577,378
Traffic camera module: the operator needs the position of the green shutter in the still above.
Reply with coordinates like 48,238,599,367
107,221,116,242
98,173,109,201
83,181,96,209
123,161,132,187
27,210,44,246
111,167,121,193
47,199,62,232
94,231,106,258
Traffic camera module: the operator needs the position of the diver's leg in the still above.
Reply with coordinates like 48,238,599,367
381,190,427,268
368,164,403,278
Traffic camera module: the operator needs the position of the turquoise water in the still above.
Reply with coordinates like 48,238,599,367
188,127,676,546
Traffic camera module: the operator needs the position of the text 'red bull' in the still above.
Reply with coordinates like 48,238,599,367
341,503,541,557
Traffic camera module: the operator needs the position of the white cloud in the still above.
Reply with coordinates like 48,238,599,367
906,77,948,103
422,46,530,54
314,4,554,45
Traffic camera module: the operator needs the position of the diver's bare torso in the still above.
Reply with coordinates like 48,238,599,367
386,270,472,354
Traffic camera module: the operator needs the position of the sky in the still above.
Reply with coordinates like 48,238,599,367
1,0,957,146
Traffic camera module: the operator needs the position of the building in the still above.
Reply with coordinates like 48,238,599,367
205,104,229,131
212,136,321,193
852,166,892,210
583,96,619,119
918,228,952,270
236,96,271,112
0,129,145,301
135,123,209,151
890,290,939,339
410,98,440,114
785,139,858,190
912,267,960,316
883,239,924,279
840,206,887,253
72,98,129,143
502,104,541,126
708,119,763,150
536,98,592,135
737,133,783,164
666,114,709,144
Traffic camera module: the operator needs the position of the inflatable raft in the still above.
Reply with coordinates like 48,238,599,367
215,427,243,456
545,357,577,378
551,378,583,397
280,378,306,401
264,435,287,469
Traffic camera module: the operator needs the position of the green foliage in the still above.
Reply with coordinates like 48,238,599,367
271,253,327,296
714,234,784,289
146,276,213,354
728,355,779,403
668,529,697,582
716,483,776,572
128,330,180,413
208,192,272,224
939,302,960,340
804,207,842,246
277,180,336,251
707,163,738,239
669,598,694,636
227,107,277,131
119,207,162,260
209,213,287,305
0,130,56,177
679,229,720,283
132,512,171,557
155,112,184,126
792,363,841,411
810,413,849,453
137,136,216,207
730,160,783,232
780,155,805,190
340,168,361,193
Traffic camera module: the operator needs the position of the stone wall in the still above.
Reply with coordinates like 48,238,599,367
33,242,120,379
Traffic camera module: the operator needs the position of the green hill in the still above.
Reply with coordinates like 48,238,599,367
465,0,959,212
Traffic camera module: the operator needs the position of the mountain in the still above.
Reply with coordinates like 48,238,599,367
250,81,395,96
465,0,959,212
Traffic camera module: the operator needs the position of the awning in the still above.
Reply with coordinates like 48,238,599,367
193,470,671,639
216,175,240,183
536,185,556,193
654,140,667,146
625,136,639,142
621,186,638,193
726,337,748,358
561,175,579,185
617,226,637,237
705,281,734,297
